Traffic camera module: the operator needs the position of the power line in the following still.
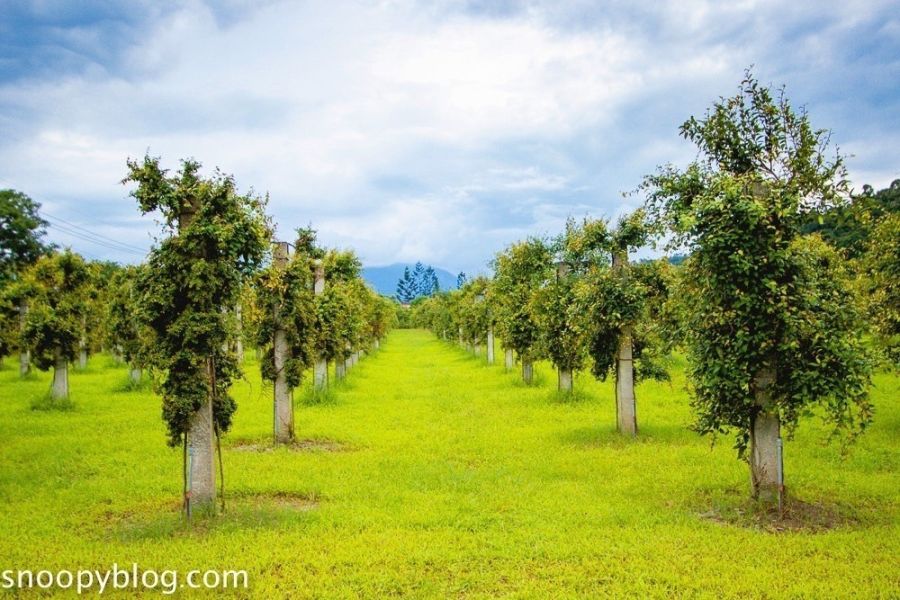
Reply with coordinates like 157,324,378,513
40,211,150,257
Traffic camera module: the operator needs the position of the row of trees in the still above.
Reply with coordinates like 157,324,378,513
414,72,897,504
0,159,396,517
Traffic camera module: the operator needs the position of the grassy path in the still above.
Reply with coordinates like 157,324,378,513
0,329,898,597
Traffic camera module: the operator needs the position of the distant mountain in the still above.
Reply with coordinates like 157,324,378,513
362,263,459,297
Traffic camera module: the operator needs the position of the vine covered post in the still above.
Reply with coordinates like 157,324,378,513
313,259,327,390
125,155,269,516
643,72,872,502
272,241,294,443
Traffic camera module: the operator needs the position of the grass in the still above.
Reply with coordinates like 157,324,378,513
0,329,897,598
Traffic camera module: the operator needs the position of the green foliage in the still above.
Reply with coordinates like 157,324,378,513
457,277,491,346
254,245,317,388
530,264,584,373
644,72,872,456
105,265,151,368
492,238,551,361
0,189,52,286
862,211,900,366
20,250,92,370
124,155,270,446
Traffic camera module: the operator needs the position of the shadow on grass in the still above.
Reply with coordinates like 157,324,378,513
558,423,696,448
101,491,321,542
30,392,76,412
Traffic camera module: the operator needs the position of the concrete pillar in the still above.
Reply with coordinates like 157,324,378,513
751,365,781,502
336,360,346,380
474,344,482,357
187,361,216,509
613,251,637,436
130,366,142,384
51,346,68,400
235,303,244,364
179,197,216,512
314,358,328,391
559,368,573,393
487,325,494,365
522,360,533,385
505,349,514,371
272,242,293,444
313,259,326,390
374,338,380,350
615,325,637,436
18,300,30,377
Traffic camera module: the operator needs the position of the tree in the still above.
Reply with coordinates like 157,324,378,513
424,265,439,295
411,262,428,297
530,257,583,393
862,211,900,366
456,271,467,288
0,189,51,286
20,250,92,403
643,72,872,501
396,267,416,303
492,239,551,383
124,155,270,514
106,265,151,384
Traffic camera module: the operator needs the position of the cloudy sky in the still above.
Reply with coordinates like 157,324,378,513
1,0,898,274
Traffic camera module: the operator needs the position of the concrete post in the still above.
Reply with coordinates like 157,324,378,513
613,251,637,436
179,197,216,510
130,366,142,384
313,260,327,390
751,364,781,502
559,368,573,393
78,315,88,369
487,324,494,365
272,242,294,444
522,360,533,385
18,300,30,377
505,348,514,371
335,360,346,380
235,303,244,364
51,345,68,400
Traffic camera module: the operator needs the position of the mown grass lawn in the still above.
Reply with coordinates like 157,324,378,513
0,329,897,598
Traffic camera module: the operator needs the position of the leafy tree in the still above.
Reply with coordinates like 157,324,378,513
862,211,900,366
424,265,439,295
396,266,416,303
106,265,151,383
124,155,270,513
643,72,872,501
456,271,467,288
0,189,51,286
492,239,551,383
20,250,92,402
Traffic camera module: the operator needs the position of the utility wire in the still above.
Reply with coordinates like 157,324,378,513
41,211,150,256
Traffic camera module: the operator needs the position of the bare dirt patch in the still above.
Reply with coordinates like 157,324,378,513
698,494,859,533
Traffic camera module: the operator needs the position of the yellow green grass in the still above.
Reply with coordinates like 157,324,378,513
0,329,898,597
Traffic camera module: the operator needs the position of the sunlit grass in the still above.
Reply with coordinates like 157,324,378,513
0,330,897,598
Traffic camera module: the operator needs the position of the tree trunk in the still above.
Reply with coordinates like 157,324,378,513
20,350,30,377
314,358,328,390
750,364,781,502
487,325,494,365
615,325,637,436
272,242,293,444
130,366,142,384
51,346,68,400
335,360,346,380
558,368,573,393
522,360,533,384
458,326,463,345
474,344,482,357
505,349,514,371
374,338,380,350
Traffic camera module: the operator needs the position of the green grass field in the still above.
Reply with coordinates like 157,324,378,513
1,329,898,598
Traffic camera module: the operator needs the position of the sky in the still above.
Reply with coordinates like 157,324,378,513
1,0,898,275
